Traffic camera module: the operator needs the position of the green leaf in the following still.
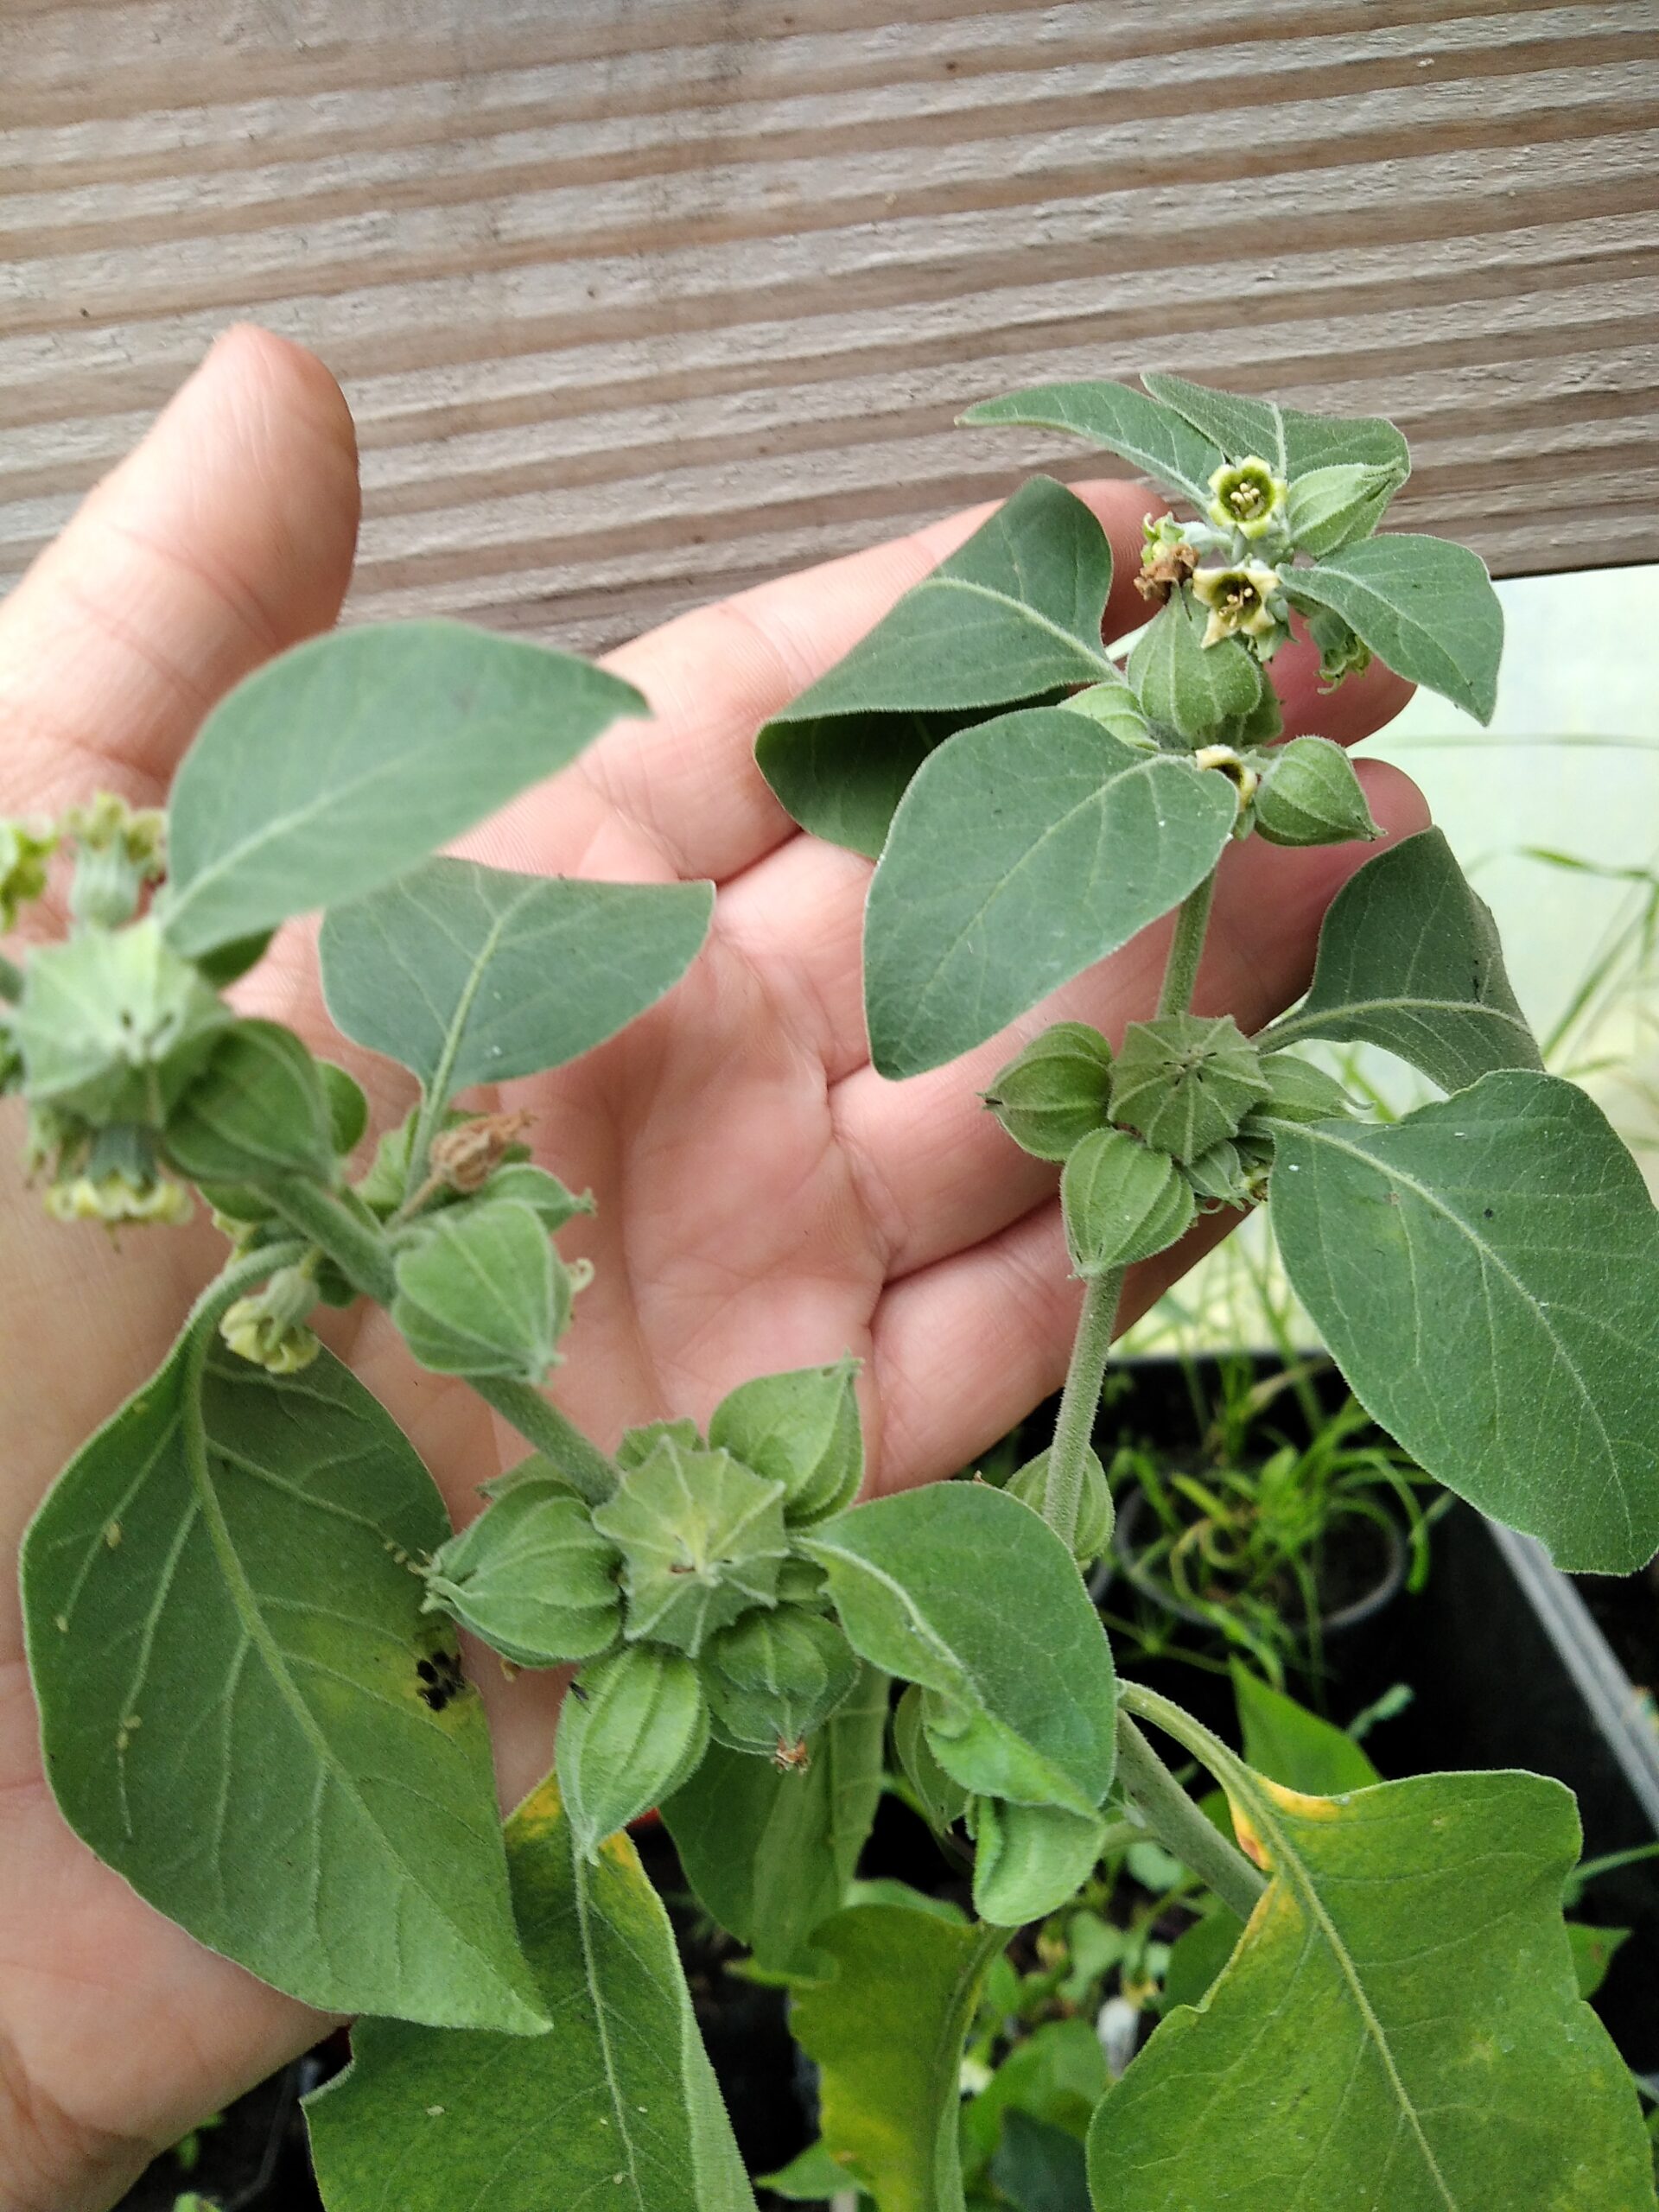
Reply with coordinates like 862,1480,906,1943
1127,595,1262,746
802,1484,1116,1817
1159,1905,1244,2013
1284,535,1503,725
320,855,711,1098
760,2140,864,2201
893,1681,969,1834
756,480,1114,857
662,1664,887,1973
791,1902,1008,2212
163,1019,337,1187
1140,372,1410,481
862,707,1236,1077
321,1060,370,1156
1089,1763,1656,2209
1263,829,1541,1090
962,2018,1106,2177
556,1643,711,1859
1270,1071,1659,1573
160,622,645,957
305,1777,754,2212
1567,1922,1630,1999
961,382,1223,509
420,1479,621,1666
1231,1665,1382,1795
708,1357,863,1527
971,1796,1107,1928
21,1331,543,2031
391,1198,568,1382
991,2111,1090,2212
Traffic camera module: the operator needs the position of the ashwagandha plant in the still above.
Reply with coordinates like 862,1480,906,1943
8,372,1659,2212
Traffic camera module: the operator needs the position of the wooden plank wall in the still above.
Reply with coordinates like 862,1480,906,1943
3,0,1656,656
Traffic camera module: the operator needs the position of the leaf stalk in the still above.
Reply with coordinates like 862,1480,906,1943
1114,1710,1265,1923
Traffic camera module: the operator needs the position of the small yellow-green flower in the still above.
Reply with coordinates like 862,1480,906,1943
220,1263,323,1374
1205,458,1287,541
1192,564,1284,647
44,1167,194,1227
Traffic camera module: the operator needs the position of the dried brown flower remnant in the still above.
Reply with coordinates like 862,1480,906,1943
429,1109,536,1193
1135,536,1200,605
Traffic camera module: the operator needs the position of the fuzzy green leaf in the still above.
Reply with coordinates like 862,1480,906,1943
21,1333,543,2031
971,1796,1108,1928
1285,535,1503,724
1263,829,1541,1090
305,1777,754,2212
992,2111,1090,2212
1270,1071,1659,1573
1140,372,1410,482
1285,461,1406,559
962,382,1223,508
802,1484,1116,1816
163,1019,337,1187
863,707,1236,1077
1232,1666,1382,1795
1089,1763,1656,2209
893,1681,969,1834
756,480,1114,856
791,1902,1008,2212
160,623,644,956
320,855,710,1098
663,1664,888,1972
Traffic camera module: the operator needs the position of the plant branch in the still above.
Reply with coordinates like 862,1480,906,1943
1157,873,1218,1017
469,1376,618,1506
1042,1267,1122,1548
260,1179,397,1304
1114,1710,1265,1923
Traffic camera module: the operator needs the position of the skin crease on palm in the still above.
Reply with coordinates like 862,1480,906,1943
0,325,1423,2212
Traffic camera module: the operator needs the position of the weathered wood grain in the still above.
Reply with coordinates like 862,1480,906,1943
3,0,1656,653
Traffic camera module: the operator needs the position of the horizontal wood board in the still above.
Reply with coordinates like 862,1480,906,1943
3,0,1657,653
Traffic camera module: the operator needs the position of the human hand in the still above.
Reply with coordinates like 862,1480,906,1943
0,327,1421,2210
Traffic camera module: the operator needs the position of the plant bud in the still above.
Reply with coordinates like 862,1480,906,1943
556,1643,710,1861
699,1608,859,1754
1062,1127,1196,1276
1304,607,1372,688
320,1063,369,1160
1252,737,1379,849
970,1796,1109,1927
10,916,226,1126
591,1434,789,1656
1285,461,1404,559
1254,1052,1355,1126
219,1263,321,1375
893,1682,969,1833
392,1198,573,1383
45,1120,195,1229
1182,1139,1255,1209
474,1161,594,1233
1205,457,1288,543
776,1553,831,1610
984,1024,1114,1163
1107,1014,1268,1163
616,1417,702,1472
422,1482,621,1667
708,1357,863,1526
0,817,55,931
1007,1446,1113,1563
61,793,168,931
164,1020,337,1187
1065,677,1154,747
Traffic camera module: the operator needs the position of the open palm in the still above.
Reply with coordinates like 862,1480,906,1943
0,329,1421,2212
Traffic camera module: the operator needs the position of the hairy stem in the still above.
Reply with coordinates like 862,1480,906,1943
261,1178,397,1304
1042,1266,1122,1548
470,1376,618,1506
1114,1710,1265,1923
189,1240,309,1335
1156,873,1217,1017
